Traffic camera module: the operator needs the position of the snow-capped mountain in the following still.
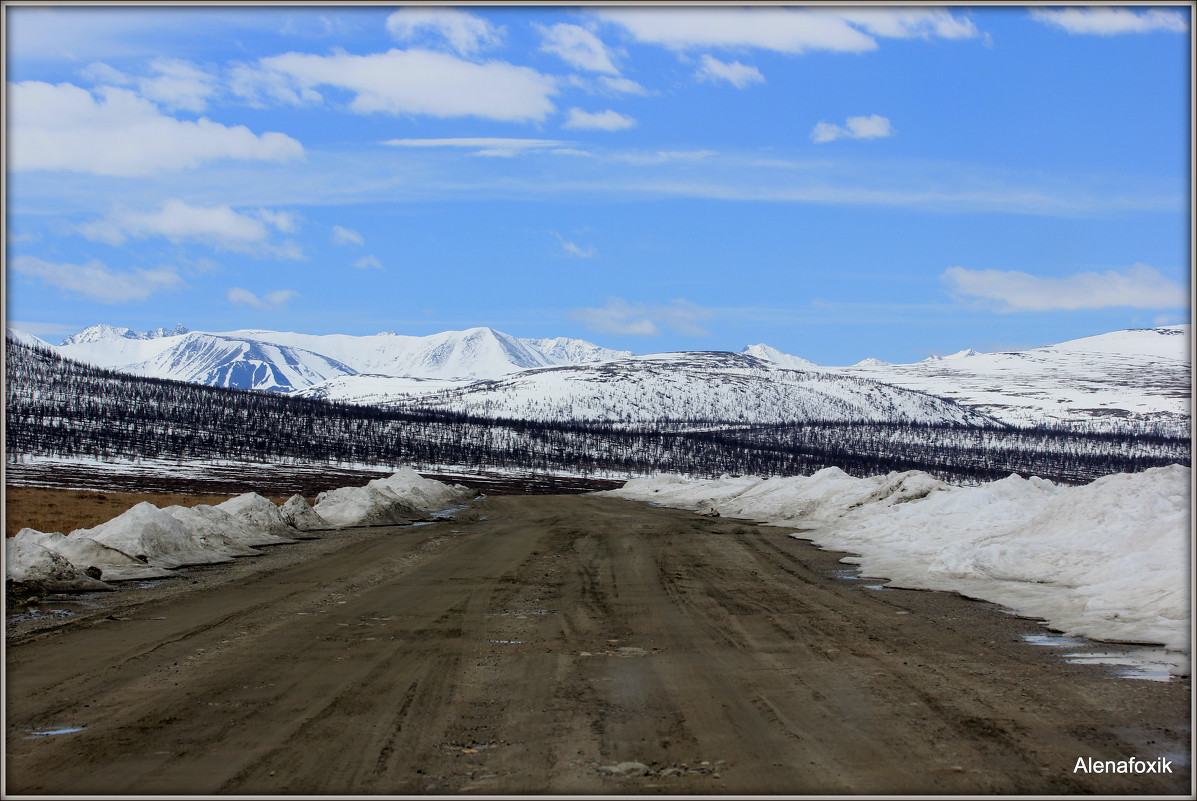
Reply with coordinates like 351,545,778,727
741,343,818,370
51,324,633,392
830,325,1191,432
374,351,999,427
60,324,189,345
29,321,1190,433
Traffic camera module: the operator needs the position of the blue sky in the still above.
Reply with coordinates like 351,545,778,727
4,4,1191,364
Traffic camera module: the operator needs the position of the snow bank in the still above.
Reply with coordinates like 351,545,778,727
15,528,174,582
163,504,296,548
313,484,415,527
314,468,472,527
606,465,1191,665
216,493,304,539
371,468,474,512
278,494,332,532
6,537,112,592
70,502,260,569
8,467,474,597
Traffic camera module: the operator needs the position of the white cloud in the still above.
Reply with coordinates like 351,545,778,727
598,7,877,53
242,49,557,121
1030,7,1189,36
570,297,713,337
135,58,221,113
563,108,636,131
811,114,893,143
254,208,298,234
80,61,130,85
385,7,503,57
566,74,652,97
695,55,765,89
536,22,619,74
229,62,324,107
383,137,566,150
354,255,383,270
942,264,1188,312
828,8,979,40
78,199,302,259
9,81,304,176
333,225,364,245
10,256,184,303
598,7,979,56
555,233,597,259
227,287,300,310
598,76,650,96
383,136,571,158
614,149,716,165
81,58,219,112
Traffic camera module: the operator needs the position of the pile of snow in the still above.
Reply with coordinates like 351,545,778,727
163,504,296,548
6,537,112,592
70,502,261,569
314,468,472,528
371,468,473,513
14,528,174,582
7,469,473,592
278,494,332,532
216,493,302,539
606,465,1191,669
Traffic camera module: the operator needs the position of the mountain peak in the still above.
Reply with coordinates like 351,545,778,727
741,343,819,369
61,323,189,346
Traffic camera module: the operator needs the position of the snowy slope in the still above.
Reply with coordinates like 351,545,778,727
837,325,1191,431
746,325,1190,432
5,329,50,349
384,351,999,426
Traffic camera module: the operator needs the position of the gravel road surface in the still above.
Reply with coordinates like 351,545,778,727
5,495,1190,795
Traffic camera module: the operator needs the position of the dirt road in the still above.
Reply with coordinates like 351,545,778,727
5,495,1190,795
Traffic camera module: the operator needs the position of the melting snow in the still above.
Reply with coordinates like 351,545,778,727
7,470,472,592
605,464,1191,673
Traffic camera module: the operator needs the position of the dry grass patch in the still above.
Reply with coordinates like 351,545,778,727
5,487,298,538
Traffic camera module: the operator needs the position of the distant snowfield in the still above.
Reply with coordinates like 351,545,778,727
603,465,1191,675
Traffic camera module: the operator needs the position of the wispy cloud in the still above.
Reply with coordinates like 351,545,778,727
537,22,619,74
385,7,503,56
354,255,383,270
1030,7,1189,36
942,264,1188,311
78,199,302,259
811,114,893,143
563,108,636,131
555,233,597,258
81,57,220,113
695,54,764,89
597,7,977,54
9,81,303,176
236,49,557,121
332,225,364,245
614,149,715,165
227,287,299,310
11,255,184,303
570,297,713,337
382,137,568,158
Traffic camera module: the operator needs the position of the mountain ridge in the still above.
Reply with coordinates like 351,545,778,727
11,322,1189,434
